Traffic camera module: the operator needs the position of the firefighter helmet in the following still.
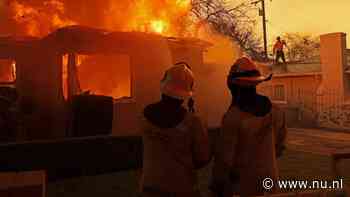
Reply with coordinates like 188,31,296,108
160,63,194,100
227,57,272,86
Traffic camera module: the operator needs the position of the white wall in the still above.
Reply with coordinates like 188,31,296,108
112,33,173,136
319,32,348,100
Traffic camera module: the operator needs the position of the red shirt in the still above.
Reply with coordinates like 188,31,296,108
273,41,286,53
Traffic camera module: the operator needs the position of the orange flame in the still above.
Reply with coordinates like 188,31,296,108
126,0,193,36
101,0,194,37
10,0,76,37
150,20,168,34
176,0,191,9
9,0,195,37
0,60,16,83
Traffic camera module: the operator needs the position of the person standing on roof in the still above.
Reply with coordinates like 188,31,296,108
273,36,287,64
209,57,284,197
140,62,210,197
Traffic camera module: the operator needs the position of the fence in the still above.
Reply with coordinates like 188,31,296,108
346,49,350,67
258,86,350,130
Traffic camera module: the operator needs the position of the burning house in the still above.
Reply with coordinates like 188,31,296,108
0,24,238,141
0,0,239,141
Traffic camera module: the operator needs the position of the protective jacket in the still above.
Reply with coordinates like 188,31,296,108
141,108,210,197
210,96,284,197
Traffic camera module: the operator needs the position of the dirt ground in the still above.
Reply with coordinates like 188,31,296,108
47,128,350,197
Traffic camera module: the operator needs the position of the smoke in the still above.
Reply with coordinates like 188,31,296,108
197,24,241,68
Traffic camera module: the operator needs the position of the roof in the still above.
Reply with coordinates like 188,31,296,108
0,36,40,59
167,37,212,49
259,62,322,78
0,26,211,56
47,26,211,53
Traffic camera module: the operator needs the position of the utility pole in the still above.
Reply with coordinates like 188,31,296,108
261,0,268,60
252,0,269,60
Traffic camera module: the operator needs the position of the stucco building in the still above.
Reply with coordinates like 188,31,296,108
259,32,350,130
0,26,232,141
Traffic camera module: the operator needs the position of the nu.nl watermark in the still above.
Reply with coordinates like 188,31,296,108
262,178,344,191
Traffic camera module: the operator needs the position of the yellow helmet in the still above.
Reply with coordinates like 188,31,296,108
160,62,194,100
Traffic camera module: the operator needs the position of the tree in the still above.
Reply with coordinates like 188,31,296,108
190,0,265,61
281,33,320,63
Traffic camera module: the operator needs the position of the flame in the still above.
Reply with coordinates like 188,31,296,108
150,20,168,34
0,60,16,83
176,0,191,9
10,0,76,37
131,0,192,36
7,0,196,37
12,61,17,81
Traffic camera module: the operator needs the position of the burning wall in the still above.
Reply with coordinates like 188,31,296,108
0,0,244,134
0,59,16,83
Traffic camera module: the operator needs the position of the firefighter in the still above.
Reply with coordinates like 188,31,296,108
140,63,210,197
273,36,287,64
210,57,286,197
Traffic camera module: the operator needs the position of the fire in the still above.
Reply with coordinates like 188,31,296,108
11,61,16,81
9,0,76,37
62,55,88,99
0,60,16,83
176,0,191,9
126,0,193,36
11,1,40,36
6,0,195,37
150,20,168,34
